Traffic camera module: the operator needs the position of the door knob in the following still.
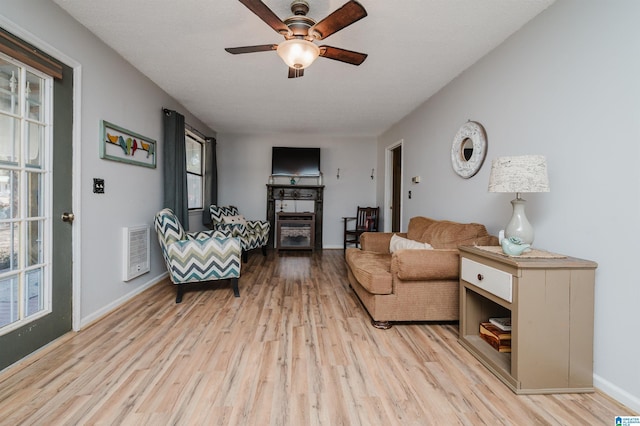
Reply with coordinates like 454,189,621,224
61,212,75,223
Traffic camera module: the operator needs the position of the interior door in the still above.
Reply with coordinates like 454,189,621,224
0,40,73,370
391,145,402,232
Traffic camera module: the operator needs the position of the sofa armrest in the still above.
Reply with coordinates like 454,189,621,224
391,249,460,281
360,232,407,253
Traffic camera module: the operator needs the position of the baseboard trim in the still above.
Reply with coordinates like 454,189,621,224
594,374,640,414
79,272,168,329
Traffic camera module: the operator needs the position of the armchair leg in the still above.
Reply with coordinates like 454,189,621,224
261,245,267,257
231,278,240,297
242,251,248,263
175,286,184,303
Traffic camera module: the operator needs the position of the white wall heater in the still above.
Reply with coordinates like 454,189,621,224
123,225,150,281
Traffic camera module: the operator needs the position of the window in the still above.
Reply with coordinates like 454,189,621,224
0,53,52,333
185,131,204,210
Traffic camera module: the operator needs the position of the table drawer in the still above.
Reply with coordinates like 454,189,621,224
461,257,513,303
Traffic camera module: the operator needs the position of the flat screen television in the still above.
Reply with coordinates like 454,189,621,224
271,147,321,176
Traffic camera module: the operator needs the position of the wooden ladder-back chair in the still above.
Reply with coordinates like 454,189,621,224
343,206,380,249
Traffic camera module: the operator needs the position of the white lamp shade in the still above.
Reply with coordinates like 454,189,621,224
276,39,320,69
488,155,550,193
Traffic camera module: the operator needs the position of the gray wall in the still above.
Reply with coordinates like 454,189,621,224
217,132,377,248
0,0,215,326
377,0,639,412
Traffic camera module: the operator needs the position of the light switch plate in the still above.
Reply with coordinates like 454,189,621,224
93,178,105,194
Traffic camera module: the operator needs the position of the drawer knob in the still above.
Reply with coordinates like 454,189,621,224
477,273,484,281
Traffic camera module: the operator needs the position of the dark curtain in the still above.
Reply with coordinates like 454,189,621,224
162,108,189,226
202,136,218,227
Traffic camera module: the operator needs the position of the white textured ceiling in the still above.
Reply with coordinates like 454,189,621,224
53,0,554,137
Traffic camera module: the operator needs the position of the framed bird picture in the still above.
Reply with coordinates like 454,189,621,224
100,120,156,168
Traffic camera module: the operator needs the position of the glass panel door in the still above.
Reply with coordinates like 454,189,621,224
0,55,51,332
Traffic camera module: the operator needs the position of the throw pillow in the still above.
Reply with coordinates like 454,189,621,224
222,215,247,226
389,234,433,253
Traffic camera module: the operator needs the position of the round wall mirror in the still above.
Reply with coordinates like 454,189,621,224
461,138,474,161
451,121,487,178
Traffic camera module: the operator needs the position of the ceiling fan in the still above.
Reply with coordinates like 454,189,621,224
225,0,368,78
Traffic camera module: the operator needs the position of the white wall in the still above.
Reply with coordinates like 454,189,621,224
217,133,377,248
377,0,640,412
0,0,215,326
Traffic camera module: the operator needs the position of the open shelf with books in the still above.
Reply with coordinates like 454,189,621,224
460,281,515,387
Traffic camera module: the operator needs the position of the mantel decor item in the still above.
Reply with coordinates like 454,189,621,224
100,120,156,168
488,155,550,244
451,120,488,178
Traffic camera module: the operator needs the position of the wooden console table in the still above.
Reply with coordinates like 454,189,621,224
458,245,597,394
266,184,324,250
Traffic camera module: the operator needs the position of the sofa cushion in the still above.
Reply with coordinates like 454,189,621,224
426,221,491,249
406,217,437,242
406,216,492,249
345,248,393,295
391,249,460,281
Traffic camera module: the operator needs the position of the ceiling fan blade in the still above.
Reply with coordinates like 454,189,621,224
310,0,367,40
319,46,367,65
288,67,304,78
238,0,291,35
225,44,278,54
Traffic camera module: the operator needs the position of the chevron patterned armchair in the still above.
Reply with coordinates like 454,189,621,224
154,208,242,303
209,205,270,262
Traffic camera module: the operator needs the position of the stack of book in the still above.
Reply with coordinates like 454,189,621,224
479,317,511,353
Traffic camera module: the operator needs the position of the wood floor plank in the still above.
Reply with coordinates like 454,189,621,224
0,250,635,425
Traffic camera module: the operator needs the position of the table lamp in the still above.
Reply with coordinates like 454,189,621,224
488,155,550,244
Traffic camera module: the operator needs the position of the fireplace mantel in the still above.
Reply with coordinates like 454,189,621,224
266,184,324,250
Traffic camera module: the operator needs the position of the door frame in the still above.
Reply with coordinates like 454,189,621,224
384,139,403,232
1,17,83,332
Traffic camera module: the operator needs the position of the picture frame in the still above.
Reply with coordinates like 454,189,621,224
100,120,156,168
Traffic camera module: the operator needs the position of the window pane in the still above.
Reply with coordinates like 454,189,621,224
0,169,19,219
25,268,44,317
187,173,202,209
25,72,43,122
26,122,44,168
0,275,19,327
26,220,43,266
26,171,42,217
0,115,21,164
0,61,21,115
0,222,19,273
0,57,51,335
186,137,202,174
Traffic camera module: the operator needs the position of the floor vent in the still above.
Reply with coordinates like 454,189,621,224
123,225,150,281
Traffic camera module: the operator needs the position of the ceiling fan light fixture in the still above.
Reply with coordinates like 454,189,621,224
276,39,320,69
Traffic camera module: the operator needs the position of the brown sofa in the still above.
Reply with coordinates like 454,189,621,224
345,216,498,329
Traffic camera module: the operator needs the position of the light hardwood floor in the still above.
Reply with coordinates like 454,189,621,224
0,250,634,425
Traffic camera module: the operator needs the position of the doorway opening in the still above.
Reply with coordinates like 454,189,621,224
384,140,403,232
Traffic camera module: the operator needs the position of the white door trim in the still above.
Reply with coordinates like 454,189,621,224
0,16,84,331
